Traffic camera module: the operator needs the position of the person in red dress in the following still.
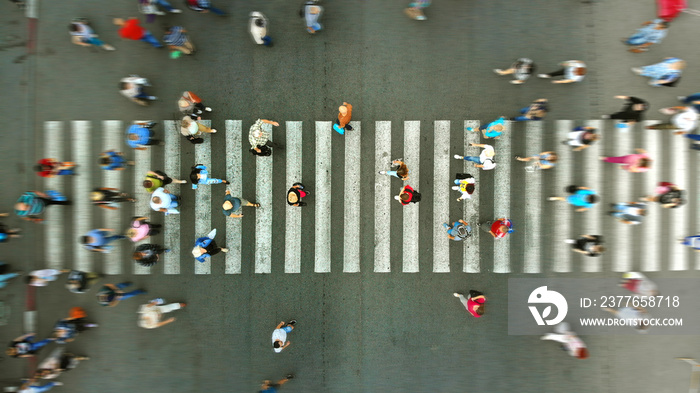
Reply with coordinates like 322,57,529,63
479,218,513,239
395,184,421,205
34,159,76,177
453,290,486,317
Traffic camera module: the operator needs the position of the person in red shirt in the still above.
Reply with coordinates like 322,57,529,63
34,159,77,177
113,18,163,48
394,184,421,205
479,218,513,239
453,290,486,317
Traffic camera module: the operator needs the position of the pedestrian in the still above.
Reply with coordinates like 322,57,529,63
466,116,506,139
395,184,421,205
601,96,649,125
6,334,55,358
271,320,296,353
0,263,21,289
493,58,536,85
541,322,589,359
602,307,650,333
162,26,195,58
600,149,652,173
548,185,599,212
27,269,70,287
334,102,353,135
126,216,161,242
68,18,115,51
91,187,135,210
190,164,229,189
65,270,102,294
186,0,226,15
35,347,89,379
150,187,180,215
143,170,187,193
34,158,76,178
619,272,659,296
222,190,259,218
113,17,162,48
15,191,71,223
138,298,186,329
452,173,475,201
100,150,134,170
453,290,486,317
180,116,216,144
624,19,669,52
677,93,700,112
404,0,430,20
538,60,587,84
609,201,647,225
81,228,127,253
378,158,409,180
97,282,147,307
287,183,309,207
515,151,558,172
303,2,323,34
680,235,700,252
249,12,272,46
259,374,294,393
52,307,98,344
562,126,600,151
192,229,228,262
631,57,685,87
443,220,472,241
138,0,182,23
0,213,22,242
133,243,169,267
645,106,699,134
126,121,162,150
17,380,63,393
453,143,496,170
510,98,549,121
479,218,514,239
119,75,157,106
640,181,686,208
249,119,282,153
178,91,211,117
565,235,605,257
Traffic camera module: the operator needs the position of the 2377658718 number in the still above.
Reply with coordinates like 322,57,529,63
599,295,679,308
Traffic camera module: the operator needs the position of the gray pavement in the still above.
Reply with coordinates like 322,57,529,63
2,0,700,392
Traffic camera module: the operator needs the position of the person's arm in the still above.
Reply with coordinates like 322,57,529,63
575,207,588,212
459,219,468,226
553,79,575,84
469,143,484,148
71,36,91,47
614,95,628,100
225,190,231,196
97,204,117,210
447,234,455,240
634,148,647,154
260,119,279,126
275,321,285,329
281,341,291,350
573,145,589,151
156,317,176,327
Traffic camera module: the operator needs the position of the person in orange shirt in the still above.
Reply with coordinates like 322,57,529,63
333,102,353,134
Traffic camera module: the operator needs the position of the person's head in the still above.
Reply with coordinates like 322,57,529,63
80,236,93,245
637,207,647,216
132,251,144,260
586,194,598,204
400,192,410,202
545,152,558,163
34,164,46,173
255,18,264,27
310,5,321,14
90,191,104,201
637,158,652,168
466,183,475,193
15,202,28,212
493,125,504,132
658,21,670,29
151,196,161,205
113,18,125,26
574,67,587,76
475,304,485,315
125,228,137,238
190,166,202,183
128,133,139,141
576,347,589,359
288,191,299,203
273,340,282,348
35,369,51,378
222,200,233,211
592,245,606,254
143,179,154,189
672,60,686,70
338,105,348,115
397,165,408,178
118,81,129,92
100,156,111,166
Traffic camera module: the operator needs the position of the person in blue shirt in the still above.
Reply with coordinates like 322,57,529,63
680,235,700,251
190,164,229,189
548,185,599,212
443,219,471,241
126,122,162,150
99,150,133,170
192,229,228,262
259,374,294,393
466,116,507,139
81,229,127,253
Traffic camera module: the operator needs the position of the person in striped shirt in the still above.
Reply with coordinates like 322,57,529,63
15,191,71,223
163,26,194,56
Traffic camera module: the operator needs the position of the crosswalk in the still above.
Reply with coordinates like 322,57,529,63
40,119,699,275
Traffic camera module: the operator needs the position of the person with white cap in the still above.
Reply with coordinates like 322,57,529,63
453,143,496,171
334,102,353,134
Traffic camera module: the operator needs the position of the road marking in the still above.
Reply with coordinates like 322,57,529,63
522,121,542,274
226,120,243,274
103,120,124,275
493,120,511,273
285,121,302,273
374,121,391,273
44,121,64,270
315,122,332,273
642,120,661,272
463,121,480,273
403,121,420,273
133,122,153,275
581,120,603,273
255,123,273,274
73,121,91,272
163,120,181,275
433,121,450,273
552,120,573,273
343,121,361,273
194,121,213,274
670,132,689,271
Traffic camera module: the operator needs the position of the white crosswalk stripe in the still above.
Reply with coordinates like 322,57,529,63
40,119,699,275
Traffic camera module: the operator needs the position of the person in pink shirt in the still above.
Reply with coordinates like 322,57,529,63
453,290,486,317
126,216,161,242
600,148,652,173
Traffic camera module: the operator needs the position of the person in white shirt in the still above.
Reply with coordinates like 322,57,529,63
138,299,186,329
150,187,180,215
541,322,588,359
538,60,587,84
453,143,496,170
27,269,70,287
271,320,296,353
645,106,699,134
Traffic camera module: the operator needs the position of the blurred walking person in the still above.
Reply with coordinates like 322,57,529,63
272,320,296,353
511,98,548,121
91,187,135,210
186,0,226,15
454,143,496,170
249,119,282,153
395,184,421,205
479,218,514,239
548,185,599,212
181,115,216,143
538,60,587,84
645,106,698,134
287,183,309,207
334,102,353,134
65,270,102,294
562,126,599,151
138,0,182,23
600,148,652,173
541,322,588,359
493,58,536,85
609,201,647,225
222,190,259,218
303,2,323,34
619,272,659,296
0,262,21,288
143,170,187,193
178,91,211,117
126,216,162,242
466,116,506,139
150,187,180,215
378,159,409,180
138,299,186,329
133,243,169,267
81,228,127,253
640,181,685,208
259,374,294,393
17,380,63,393
27,269,70,287
631,57,685,87
190,164,229,189
443,219,471,241
164,26,194,58
624,19,669,52
15,191,71,223
100,150,134,170
34,158,76,178
68,18,115,51
515,151,557,172
97,282,147,307
127,121,161,150
601,96,649,125
249,12,272,46
192,229,228,262
114,17,163,48
35,347,89,379
565,235,605,257
119,75,157,106
52,307,98,344
452,173,475,201
453,290,486,317
6,334,55,358
404,0,430,20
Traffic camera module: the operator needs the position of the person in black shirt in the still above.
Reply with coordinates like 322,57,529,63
601,96,649,125
641,181,686,208
6,334,55,358
65,270,103,294
133,244,169,266
565,235,605,257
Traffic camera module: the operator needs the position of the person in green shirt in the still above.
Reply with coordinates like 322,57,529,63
222,190,259,218
142,170,186,193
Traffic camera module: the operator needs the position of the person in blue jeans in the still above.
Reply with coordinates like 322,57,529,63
17,379,63,392
81,229,127,253
100,150,133,170
186,0,226,15
259,374,294,393
6,333,56,358
548,185,598,212
511,98,549,121
97,283,146,307
190,164,229,189
466,116,507,139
